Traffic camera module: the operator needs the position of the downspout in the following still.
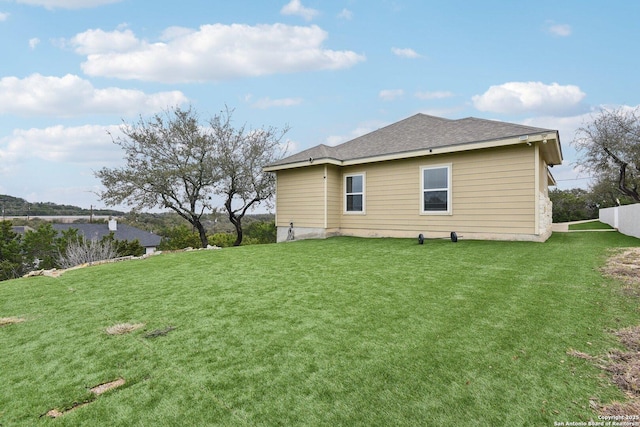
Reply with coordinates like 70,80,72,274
534,143,540,235
323,165,328,229
274,173,278,229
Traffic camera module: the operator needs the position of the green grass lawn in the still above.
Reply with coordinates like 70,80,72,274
568,220,615,230
1,232,639,426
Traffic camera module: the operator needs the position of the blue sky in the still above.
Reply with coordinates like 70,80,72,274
0,0,638,212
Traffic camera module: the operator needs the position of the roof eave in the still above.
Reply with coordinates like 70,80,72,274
535,130,563,166
264,131,563,171
263,157,343,172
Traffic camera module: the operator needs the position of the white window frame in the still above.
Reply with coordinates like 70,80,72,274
420,164,452,215
344,172,366,214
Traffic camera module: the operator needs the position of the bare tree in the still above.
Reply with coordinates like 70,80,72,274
209,109,288,246
96,106,287,247
58,236,118,269
96,106,218,248
574,108,640,202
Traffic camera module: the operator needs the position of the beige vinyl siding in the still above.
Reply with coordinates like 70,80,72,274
325,165,341,229
275,166,325,228
339,145,537,235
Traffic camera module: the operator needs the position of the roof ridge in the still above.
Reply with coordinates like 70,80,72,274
456,116,554,132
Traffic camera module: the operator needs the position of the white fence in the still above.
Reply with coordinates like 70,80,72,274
599,204,640,239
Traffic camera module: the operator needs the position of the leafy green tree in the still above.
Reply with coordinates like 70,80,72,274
245,220,277,244
549,188,599,222
56,228,80,261
208,232,237,248
96,106,218,248
0,221,25,281
574,108,640,202
210,108,287,246
99,233,145,257
158,225,203,250
588,173,637,207
21,223,59,270
96,106,287,248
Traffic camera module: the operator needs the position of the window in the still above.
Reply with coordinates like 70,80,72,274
345,173,365,213
421,165,451,214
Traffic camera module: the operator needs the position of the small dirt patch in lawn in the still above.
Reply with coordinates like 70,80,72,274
44,401,92,419
0,317,26,327
143,326,175,338
568,325,640,417
43,378,125,418
90,377,126,395
105,322,145,335
601,248,640,295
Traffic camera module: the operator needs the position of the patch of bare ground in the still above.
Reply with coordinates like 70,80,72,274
568,247,640,417
568,325,640,417
0,317,25,327
45,402,92,419
143,325,176,338
43,378,125,418
601,248,640,296
90,378,126,395
105,322,145,335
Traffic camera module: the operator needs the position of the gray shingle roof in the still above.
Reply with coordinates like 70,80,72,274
52,223,162,248
269,114,557,167
11,226,34,235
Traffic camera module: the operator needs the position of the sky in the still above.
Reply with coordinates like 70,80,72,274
0,0,639,213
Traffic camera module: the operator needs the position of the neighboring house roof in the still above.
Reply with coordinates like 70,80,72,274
11,226,34,235
265,113,562,170
52,223,162,248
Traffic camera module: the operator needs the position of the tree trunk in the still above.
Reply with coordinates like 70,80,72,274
230,213,243,246
193,219,209,248
603,145,640,202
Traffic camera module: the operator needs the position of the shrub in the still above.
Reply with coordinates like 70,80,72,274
158,225,203,250
208,232,236,248
58,236,118,268
245,220,277,244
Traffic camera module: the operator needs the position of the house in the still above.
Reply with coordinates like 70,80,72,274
264,114,562,242
11,226,34,235
52,219,162,255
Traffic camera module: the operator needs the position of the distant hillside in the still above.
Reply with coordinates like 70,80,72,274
0,195,125,217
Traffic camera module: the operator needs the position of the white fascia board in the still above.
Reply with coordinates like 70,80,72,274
263,158,342,172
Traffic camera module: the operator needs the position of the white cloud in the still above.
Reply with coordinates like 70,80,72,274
325,120,388,146
516,113,588,189
379,89,404,101
159,26,195,42
28,37,40,49
0,124,122,171
0,12,9,21
0,124,127,208
11,0,122,9
472,81,586,116
415,91,454,100
251,97,303,109
391,47,421,59
337,8,353,20
69,24,365,83
0,73,188,117
280,0,319,21
280,138,299,157
545,21,572,37
69,27,142,55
